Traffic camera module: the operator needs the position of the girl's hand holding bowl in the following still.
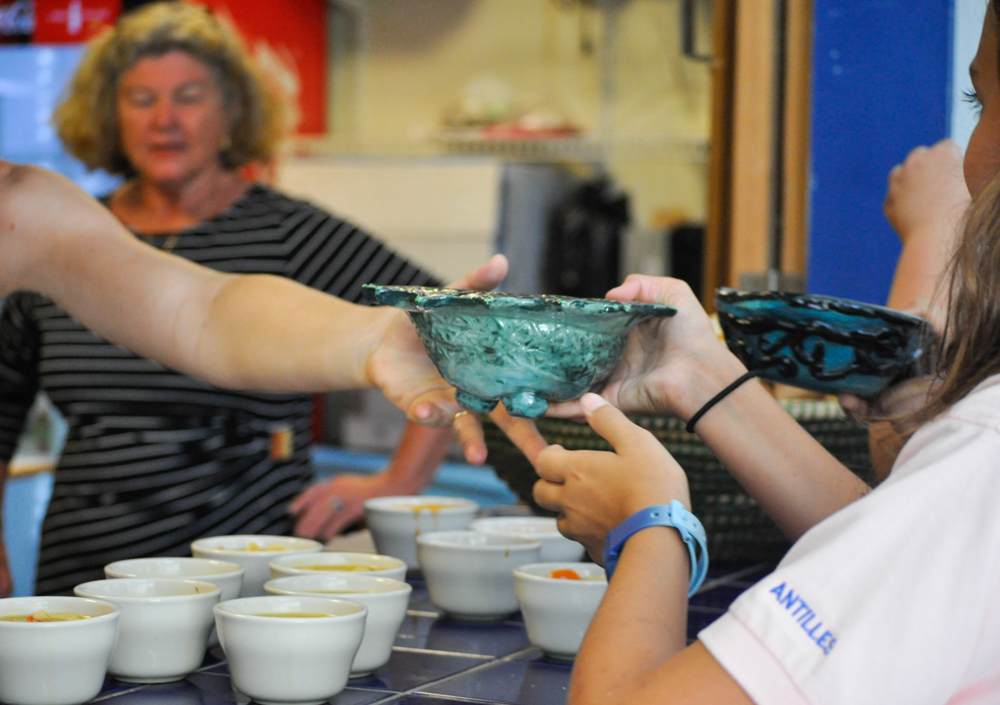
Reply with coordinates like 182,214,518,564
545,275,744,422
531,394,691,563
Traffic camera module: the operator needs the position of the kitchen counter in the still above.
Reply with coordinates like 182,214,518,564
84,562,772,705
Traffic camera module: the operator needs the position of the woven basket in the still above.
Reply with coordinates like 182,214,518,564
483,400,872,565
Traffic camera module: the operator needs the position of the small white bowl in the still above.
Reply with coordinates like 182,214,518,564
364,496,479,569
513,562,608,660
0,596,120,705
470,517,586,562
105,557,244,648
269,552,406,582
264,574,412,677
215,596,366,705
74,578,220,683
191,535,322,597
105,557,245,601
417,530,541,620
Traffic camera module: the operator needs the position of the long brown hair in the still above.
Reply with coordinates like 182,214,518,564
906,170,1000,426
898,0,1000,428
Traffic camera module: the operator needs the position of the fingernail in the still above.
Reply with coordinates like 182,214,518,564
580,394,609,414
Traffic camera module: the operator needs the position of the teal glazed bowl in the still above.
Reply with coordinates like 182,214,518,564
363,285,676,418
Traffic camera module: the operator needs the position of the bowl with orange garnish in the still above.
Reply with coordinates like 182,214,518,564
513,562,608,660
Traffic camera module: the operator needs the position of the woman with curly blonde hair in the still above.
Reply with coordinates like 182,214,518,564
0,1,454,595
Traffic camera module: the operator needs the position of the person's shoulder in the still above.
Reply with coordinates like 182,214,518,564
942,374,1000,429
892,374,1000,478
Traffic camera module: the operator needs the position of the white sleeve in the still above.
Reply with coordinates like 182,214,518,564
697,414,1000,705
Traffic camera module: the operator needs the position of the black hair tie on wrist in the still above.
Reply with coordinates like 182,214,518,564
684,370,760,434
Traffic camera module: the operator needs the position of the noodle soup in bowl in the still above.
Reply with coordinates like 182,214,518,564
214,595,366,705
0,596,119,705
269,552,406,582
73,578,220,683
191,535,322,597
364,496,478,569
105,556,245,647
264,574,412,677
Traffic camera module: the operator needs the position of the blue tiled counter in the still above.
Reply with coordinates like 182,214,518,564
84,564,772,705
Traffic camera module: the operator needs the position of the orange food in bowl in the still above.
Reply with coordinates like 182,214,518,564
549,569,582,580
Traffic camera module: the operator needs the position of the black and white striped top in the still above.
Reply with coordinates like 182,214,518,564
0,184,438,595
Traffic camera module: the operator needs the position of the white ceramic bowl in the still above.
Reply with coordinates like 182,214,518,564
215,596,366,705
264,574,411,677
74,578,220,683
469,517,586,562
417,530,541,620
513,562,608,660
0,596,120,705
269,552,406,583
191,535,322,597
104,557,244,647
105,557,245,601
364,496,478,569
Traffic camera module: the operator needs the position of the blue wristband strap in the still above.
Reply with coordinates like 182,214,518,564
603,500,709,596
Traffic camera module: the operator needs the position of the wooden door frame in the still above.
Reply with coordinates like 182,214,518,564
704,0,812,307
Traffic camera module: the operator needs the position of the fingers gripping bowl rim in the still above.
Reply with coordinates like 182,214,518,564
362,285,676,418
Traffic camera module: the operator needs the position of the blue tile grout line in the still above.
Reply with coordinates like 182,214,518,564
369,647,542,705
88,686,147,703
395,694,514,705
392,646,495,661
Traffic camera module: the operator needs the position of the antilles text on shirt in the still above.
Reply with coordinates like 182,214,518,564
769,582,837,655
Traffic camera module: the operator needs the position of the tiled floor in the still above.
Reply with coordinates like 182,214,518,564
86,563,774,705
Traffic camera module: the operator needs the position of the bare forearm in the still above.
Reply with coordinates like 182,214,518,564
382,423,452,494
186,274,392,392
674,350,869,541
1,164,389,394
570,528,688,704
886,226,953,324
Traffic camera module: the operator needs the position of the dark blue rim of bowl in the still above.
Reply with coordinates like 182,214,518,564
715,288,928,329
363,285,677,319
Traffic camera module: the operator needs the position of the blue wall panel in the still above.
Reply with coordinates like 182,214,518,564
809,1,953,304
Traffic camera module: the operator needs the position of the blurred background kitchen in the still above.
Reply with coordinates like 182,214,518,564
0,0,975,594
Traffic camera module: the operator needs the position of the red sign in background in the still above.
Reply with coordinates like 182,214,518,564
33,0,121,43
28,0,327,135
195,0,327,135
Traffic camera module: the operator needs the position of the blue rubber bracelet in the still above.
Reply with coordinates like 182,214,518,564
603,500,709,596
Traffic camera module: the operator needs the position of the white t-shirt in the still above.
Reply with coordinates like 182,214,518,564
700,375,1000,705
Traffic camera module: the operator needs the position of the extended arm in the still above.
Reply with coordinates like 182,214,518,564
0,163,501,451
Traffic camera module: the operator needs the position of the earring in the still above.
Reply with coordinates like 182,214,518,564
220,134,232,152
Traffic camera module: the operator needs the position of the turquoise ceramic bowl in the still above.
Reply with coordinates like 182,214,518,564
363,285,676,418
716,288,930,397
